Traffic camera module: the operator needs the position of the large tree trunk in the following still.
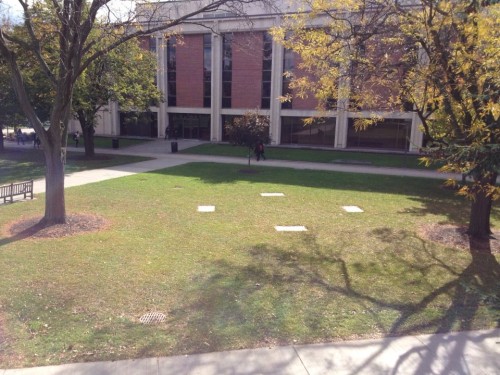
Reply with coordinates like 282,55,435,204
468,173,498,238
40,144,66,225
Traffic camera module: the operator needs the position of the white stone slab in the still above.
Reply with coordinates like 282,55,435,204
260,193,285,197
197,205,215,212
275,226,308,232
342,206,364,213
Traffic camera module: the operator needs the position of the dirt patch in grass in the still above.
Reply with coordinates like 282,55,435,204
419,224,500,253
5,213,109,239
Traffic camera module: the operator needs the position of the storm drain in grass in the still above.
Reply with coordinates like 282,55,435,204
275,226,308,232
139,312,166,324
342,206,364,213
198,205,215,212
260,193,285,197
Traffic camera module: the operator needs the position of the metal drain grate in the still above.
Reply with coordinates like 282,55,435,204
139,312,166,324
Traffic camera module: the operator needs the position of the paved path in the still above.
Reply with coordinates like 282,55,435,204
2,140,498,374
1,329,499,374
4,139,463,199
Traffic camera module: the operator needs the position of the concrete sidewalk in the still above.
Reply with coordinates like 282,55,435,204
4,139,463,199
2,329,499,374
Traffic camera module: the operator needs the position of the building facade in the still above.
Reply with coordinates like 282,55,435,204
89,0,424,152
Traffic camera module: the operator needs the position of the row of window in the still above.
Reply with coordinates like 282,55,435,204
166,32,284,110
141,112,410,150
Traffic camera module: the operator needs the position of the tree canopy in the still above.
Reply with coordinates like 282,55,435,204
275,0,500,238
225,110,270,166
0,0,261,225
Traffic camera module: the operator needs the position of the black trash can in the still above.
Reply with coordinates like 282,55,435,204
171,141,178,153
112,138,119,149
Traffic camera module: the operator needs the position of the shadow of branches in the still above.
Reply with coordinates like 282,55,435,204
169,230,499,373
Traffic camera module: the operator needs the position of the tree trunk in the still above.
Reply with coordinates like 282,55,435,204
0,126,4,152
77,110,96,158
40,144,66,225
82,123,95,157
468,173,498,238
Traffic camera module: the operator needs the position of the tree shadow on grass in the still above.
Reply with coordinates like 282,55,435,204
169,231,499,374
0,220,45,247
155,162,499,226
153,162,446,197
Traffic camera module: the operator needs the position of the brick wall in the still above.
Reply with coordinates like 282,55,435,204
292,52,319,110
231,32,264,109
177,34,204,108
351,39,406,111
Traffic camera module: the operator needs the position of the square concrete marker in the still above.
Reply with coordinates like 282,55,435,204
198,205,215,212
260,193,285,197
275,226,308,232
342,205,364,213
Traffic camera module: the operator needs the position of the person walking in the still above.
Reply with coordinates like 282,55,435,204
254,140,266,161
16,128,24,145
33,133,41,149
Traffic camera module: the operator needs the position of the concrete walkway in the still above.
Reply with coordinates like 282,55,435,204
2,329,499,374
4,138,463,199
2,140,498,374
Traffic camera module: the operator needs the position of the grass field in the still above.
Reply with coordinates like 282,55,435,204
0,163,498,368
0,149,152,185
182,143,432,169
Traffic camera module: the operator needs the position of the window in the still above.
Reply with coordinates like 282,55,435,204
203,34,212,108
282,48,295,109
149,36,157,53
346,118,411,150
166,37,177,106
169,113,211,140
281,117,336,147
222,34,233,108
261,32,273,109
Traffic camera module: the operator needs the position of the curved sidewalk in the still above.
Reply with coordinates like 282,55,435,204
2,329,499,374
5,139,462,197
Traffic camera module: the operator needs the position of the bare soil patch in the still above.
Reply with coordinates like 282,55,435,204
6,213,109,239
419,224,500,253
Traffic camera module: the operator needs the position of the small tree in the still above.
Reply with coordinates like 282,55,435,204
225,110,270,166
73,37,161,157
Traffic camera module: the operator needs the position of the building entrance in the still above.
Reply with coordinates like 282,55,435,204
168,113,210,140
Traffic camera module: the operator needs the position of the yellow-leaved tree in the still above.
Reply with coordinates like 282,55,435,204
274,0,499,239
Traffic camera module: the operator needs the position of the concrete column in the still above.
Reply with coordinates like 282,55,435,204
157,36,168,138
335,109,348,148
409,112,424,152
270,36,284,145
211,28,222,141
108,101,120,136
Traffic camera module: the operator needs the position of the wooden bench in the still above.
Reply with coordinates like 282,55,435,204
0,180,34,203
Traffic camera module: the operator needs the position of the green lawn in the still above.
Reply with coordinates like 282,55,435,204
182,143,433,169
0,163,498,368
0,149,152,185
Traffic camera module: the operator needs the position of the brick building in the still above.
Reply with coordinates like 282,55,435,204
89,0,424,152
